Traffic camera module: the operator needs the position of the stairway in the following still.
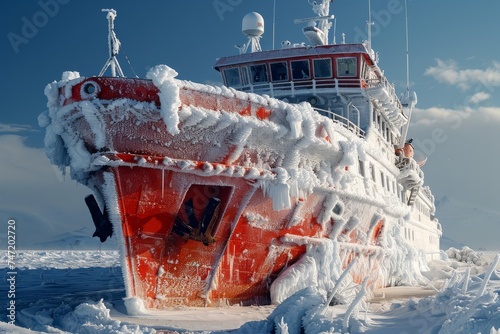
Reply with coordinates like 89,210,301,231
407,185,420,206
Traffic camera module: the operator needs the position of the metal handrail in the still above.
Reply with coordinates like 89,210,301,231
313,107,365,138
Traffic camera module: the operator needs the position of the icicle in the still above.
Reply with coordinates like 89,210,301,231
268,168,291,211
326,257,357,306
161,169,165,199
461,267,470,294
343,277,368,331
478,253,500,297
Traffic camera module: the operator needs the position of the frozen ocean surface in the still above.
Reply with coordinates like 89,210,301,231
1,249,500,334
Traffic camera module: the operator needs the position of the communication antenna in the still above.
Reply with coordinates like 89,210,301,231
240,12,265,54
366,0,374,53
272,0,276,50
404,0,410,96
398,0,417,148
99,9,124,77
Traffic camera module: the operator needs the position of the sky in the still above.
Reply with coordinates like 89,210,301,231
1,0,500,250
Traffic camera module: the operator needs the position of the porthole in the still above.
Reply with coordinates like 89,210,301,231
80,81,101,99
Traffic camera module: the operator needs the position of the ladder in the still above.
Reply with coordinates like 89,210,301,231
407,185,420,206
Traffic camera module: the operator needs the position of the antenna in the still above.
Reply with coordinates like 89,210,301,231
272,0,276,50
99,9,124,77
366,0,374,53
404,0,410,95
295,0,334,46
332,17,337,44
398,0,417,149
240,12,264,54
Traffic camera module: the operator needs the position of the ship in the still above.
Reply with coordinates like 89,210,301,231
40,1,442,310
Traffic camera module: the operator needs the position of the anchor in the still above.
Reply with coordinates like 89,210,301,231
85,194,113,242
173,197,221,246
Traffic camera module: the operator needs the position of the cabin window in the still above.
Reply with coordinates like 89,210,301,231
337,57,357,77
223,68,241,87
370,163,375,181
313,58,332,78
250,64,268,83
291,60,310,80
241,67,250,86
270,62,289,82
358,160,365,177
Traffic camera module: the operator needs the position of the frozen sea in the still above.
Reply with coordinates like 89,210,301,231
1,249,500,334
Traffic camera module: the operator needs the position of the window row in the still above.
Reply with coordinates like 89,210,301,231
359,160,399,197
404,227,415,241
414,198,431,218
223,57,358,87
372,108,396,145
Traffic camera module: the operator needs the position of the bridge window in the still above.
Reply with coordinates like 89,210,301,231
291,60,310,80
223,68,241,87
270,62,289,81
250,64,268,83
313,58,332,78
337,57,357,77
241,66,250,86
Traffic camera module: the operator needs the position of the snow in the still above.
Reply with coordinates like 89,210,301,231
146,65,181,135
2,248,499,333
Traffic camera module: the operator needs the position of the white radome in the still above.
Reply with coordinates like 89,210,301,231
242,12,264,37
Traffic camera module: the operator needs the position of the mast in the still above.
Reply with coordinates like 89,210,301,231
99,9,124,77
294,0,334,46
398,0,417,148
272,0,276,50
367,0,372,53
404,0,410,95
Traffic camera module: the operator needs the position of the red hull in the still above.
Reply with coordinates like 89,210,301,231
110,163,326,307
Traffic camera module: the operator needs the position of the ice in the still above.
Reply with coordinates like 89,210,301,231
267,167,291,210
1,248,500,333
123,297,148,316
146,64,181,135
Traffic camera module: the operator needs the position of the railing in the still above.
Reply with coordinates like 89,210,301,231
366,66,404,111
235,78,367,97
313,107,365,138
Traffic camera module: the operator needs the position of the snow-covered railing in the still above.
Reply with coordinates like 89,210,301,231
233,78,368,98
314,107,365,138
366,67,404,111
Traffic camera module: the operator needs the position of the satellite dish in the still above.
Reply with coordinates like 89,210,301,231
242,12,264,37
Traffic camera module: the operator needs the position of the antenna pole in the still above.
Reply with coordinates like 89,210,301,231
398,0,415,148
404,0,410,95
99,8,124,77
367,0,372,52
272,0,276,50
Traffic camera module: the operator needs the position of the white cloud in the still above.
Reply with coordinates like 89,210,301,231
424,59,500,91
411,105,500,127
411,106,470,127
0,123,35,133
468,92,491,104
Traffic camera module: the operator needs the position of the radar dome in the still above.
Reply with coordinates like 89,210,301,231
242,12,264,37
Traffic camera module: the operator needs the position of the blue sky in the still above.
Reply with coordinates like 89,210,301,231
2,0,500,250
